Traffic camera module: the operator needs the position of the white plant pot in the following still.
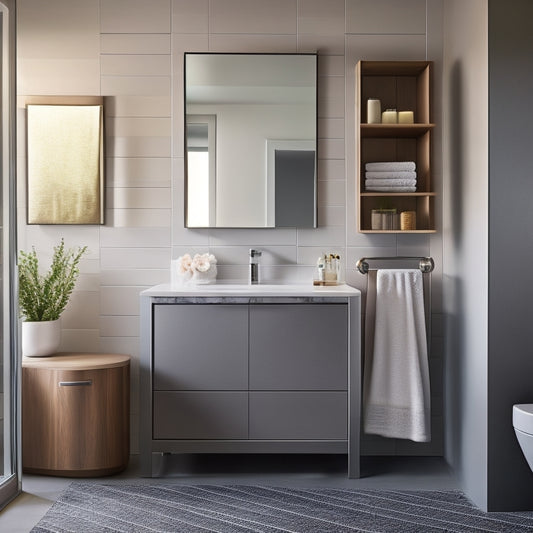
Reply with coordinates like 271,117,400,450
22,319,61,357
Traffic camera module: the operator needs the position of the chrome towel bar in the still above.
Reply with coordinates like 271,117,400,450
356,256,434,275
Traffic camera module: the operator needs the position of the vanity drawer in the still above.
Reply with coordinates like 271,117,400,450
249,392,348,440
249,304,348,390
153,304,248,391
153,391,248,439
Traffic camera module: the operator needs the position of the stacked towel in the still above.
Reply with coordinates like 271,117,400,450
365,161,417,192
363,269,431,442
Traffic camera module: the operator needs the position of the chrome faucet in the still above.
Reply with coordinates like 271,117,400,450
249,249,262,284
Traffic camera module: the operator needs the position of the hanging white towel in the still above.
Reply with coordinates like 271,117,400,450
363,269,431,442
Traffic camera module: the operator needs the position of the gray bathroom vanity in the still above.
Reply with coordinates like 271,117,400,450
139,283,361,477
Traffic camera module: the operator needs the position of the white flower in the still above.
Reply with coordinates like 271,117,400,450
176,253,193,274
191,252,215,273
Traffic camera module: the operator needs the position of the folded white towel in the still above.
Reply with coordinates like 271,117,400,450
365,179,417,187
363,269,431,442
366,186,417,192
365,161,416,172
365,171,417,180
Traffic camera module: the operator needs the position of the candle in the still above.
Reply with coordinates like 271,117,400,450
381,109,397,124
398,110,414,124
367,98,381,124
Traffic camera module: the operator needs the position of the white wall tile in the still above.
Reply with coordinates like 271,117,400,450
108,117,171,137
61,291,100,329
107,137,171,158
106,157,171,188
101,34,171,54
208,245,297,266
101,286,146,316
318,159,345,180
106,208,171,228
59,329,101,353
172,0,208,33
101,76,171,97
75,273,101,292
297,226,346,247
298,0,345,35
18,59,100,96
318,76,345,118
101,55,171,77
318,118,344,139
345,34,427,62
298,34,344,55
100,337,140,363
318,139,344,160
106,187,172,209
318,55,345,77
100,269,169,286
101,227,171,248
100,316,140,337
23,226,100,260
209,0,296,34
105,96,171,118
208,228,297,247
318,205,346,227
346,0,427,34
101,248,170,270
18,0,99,59
101,0,171,34
209,34,297,53
317,179,345,206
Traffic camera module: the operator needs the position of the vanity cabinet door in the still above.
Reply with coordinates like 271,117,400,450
153,304,248,391
249,304,348,390
153,392,248,439
249,392,347,440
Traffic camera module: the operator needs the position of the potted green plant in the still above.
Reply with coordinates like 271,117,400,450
18,239,88,357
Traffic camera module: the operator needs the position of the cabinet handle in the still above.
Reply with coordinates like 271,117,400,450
58,380,92,387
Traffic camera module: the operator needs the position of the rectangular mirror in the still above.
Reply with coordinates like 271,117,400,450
184,53,317,228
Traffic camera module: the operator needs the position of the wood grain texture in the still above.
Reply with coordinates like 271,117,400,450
22,354,130,477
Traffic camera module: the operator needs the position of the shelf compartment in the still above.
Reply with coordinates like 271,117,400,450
358,61,431,124
358,194,435,233
360,132,431,193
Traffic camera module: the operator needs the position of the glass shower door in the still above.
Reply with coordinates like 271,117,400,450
0,0,19,510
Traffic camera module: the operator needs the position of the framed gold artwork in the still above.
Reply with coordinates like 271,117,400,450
25,96,104,225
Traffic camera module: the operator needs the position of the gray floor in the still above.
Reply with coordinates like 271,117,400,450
0,454,458,533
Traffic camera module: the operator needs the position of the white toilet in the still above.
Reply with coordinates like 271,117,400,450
513,404,533,471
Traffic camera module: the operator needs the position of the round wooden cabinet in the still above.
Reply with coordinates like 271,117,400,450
22,353,130,477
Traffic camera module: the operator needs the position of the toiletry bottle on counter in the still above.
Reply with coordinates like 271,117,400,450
316,255,325,281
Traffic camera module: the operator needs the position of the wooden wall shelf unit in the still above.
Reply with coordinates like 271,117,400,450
356,60,435,233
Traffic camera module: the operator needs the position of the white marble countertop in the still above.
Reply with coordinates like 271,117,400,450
141,282,360,298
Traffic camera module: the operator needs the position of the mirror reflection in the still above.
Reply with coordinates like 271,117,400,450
185,53,317,228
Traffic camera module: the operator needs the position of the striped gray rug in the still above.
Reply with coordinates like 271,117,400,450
31,483,533,532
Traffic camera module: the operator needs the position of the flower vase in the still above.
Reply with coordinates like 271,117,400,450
22,319,61,357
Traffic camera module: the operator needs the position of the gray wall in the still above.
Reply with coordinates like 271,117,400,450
442,0,489,511
487,0,533,512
